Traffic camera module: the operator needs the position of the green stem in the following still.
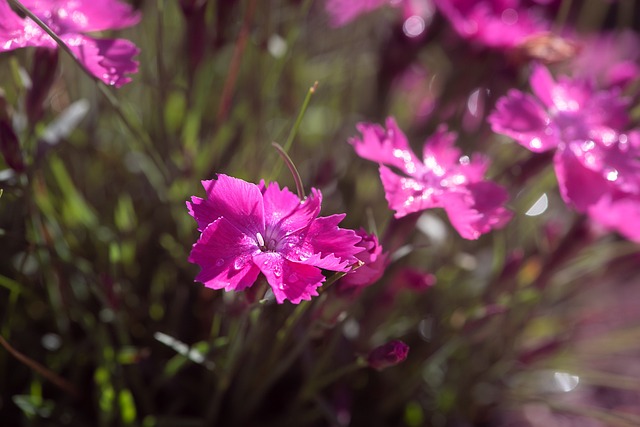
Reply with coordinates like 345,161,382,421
553,0,573,32
284,81,317,153
270,82,318,182
8,0,171,192
272,142,305,199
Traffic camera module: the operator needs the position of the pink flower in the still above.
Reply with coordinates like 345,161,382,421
433,0,554,49
325,0,434,29
489,65,640,241
394,268,436,292
337,229,388,290
566,30,640,89
367,340,409,370
187,174,364,304
349,117,512,239
0,0,140,87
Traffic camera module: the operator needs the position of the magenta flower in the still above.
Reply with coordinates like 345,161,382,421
567,30,640,90
349,117,512,239
325,0,434,29
433,0,554,49
0,0,140,87
337,229,388,290
187,174,363,304
489,65,640,241
367,340,409,370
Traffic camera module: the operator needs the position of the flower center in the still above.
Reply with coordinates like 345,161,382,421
256,230,279,252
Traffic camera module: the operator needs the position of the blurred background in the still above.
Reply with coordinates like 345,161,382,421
1,0,640,425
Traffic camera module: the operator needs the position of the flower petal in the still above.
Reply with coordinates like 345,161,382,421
338,229,388,289
64,35,139,87
284,214,363,272
554,147,609,212
588,193,640,242
441,182,512,240
421,125,461,170
253,252,325,304
489,89,558,152
530,64,557,109
189,218,261,292
187,174,265,234
350,117,423,175
24,0,142,33
380,165,440,218
262,182,322,235
0,3,56,51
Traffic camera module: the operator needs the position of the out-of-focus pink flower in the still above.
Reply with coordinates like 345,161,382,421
367,340,409,370
187,174,363,304
433,0,555,49
567,30,640,89
338,229,388,290
0,0,140,87
394,268,436,292
350,117,512,239
489,65,640,241
325,0,435,32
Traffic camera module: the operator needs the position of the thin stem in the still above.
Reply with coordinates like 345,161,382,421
217,0,257,123
205,309,250,424
270,82,318,182
272,142,305,199
553,0,573,32
0,334,79,399
7,0,97,82
284,81,318,153
7,0,170,190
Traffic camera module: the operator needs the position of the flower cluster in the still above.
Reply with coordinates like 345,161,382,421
0,0,140,87
433,0,555,49
349,117,512,239
187,174,373,304
489,64,640,241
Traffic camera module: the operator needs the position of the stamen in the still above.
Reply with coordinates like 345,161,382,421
256,232,265,248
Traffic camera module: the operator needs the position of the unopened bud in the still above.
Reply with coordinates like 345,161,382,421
26,47,59,124
367,340,409,371
0,90,24,172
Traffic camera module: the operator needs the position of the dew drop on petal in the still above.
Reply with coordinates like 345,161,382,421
273,265,282,277
215,258,225,267
459,155,470,165
605,169,618,182
289,273,298,283
581,140,595,151
530,137,542,149
233,258,245,270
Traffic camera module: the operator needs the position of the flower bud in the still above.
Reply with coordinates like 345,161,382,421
26,48,59,124
337,229,388,291
0,90,24,172
367,340,409,371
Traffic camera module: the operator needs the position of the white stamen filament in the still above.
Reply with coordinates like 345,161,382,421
256,232,265,248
